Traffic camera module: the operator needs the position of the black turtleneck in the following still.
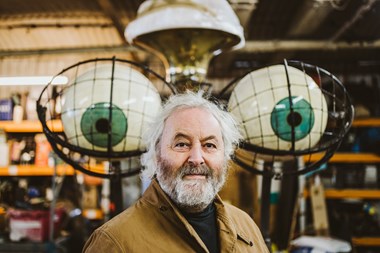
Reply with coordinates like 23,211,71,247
182,204,219,253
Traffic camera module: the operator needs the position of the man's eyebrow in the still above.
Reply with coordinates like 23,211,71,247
172,133,219,143
201,135,219,143
173,132,191,140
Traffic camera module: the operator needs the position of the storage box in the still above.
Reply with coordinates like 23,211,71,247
8,209,64,242
0,98,13,120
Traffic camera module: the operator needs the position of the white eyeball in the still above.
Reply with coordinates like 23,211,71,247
61,64,162,154
228,65,328,151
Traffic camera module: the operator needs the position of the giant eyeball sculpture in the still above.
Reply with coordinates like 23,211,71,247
226,60,354,177
60,64,161,153
37,58,172,178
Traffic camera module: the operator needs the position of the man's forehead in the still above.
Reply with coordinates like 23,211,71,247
163,108,222,136
166,108,216,125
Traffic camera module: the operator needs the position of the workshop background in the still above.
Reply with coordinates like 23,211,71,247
0,0,380,252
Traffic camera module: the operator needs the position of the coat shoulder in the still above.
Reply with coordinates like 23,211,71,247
223,202,254,222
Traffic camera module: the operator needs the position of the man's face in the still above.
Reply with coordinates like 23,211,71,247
156,107,227,212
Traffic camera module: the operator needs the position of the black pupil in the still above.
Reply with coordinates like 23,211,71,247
287,112,302,127
96,118,110,133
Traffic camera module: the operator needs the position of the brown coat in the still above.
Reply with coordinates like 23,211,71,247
82,179,269,253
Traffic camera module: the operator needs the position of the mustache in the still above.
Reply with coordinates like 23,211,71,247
179,164,213,178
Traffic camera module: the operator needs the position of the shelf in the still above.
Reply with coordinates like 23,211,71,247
352,118,380,127
304,152,380,163
0,120,62,133
352,237,380,247
0,164,75,176
304,189,380,199
0,164,105,176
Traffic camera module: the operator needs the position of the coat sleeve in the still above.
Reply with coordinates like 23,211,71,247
82,229,124,253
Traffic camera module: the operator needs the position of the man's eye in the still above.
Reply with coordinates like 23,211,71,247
204,143,217,149
174,142,189,148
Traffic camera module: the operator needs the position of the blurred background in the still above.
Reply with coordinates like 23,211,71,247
0,0,380,252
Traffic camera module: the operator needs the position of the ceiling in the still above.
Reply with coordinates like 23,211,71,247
1,0,380,88
221,0,380,78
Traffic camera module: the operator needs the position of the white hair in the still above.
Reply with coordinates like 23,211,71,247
140,91,242,179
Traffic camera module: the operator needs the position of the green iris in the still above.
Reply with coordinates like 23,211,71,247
80,102,127,148
270,96,314,142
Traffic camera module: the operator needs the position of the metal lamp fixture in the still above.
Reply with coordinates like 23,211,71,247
125,0,245,92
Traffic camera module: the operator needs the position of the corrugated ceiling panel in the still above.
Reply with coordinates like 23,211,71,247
0,0,102,15
0,27,124,51
0,27,123,51
0,52,137,76
0,14,125,51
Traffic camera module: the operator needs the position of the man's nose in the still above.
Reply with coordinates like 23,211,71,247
188,144,205,166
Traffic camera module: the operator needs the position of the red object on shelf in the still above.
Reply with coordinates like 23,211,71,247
8,208,64,242
34,134,52,167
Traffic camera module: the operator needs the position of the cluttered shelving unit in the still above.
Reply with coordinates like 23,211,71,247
0,120,104,252
303,117,380,250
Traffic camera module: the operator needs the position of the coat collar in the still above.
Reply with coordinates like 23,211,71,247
141,179,238,253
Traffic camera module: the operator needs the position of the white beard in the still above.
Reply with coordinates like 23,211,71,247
156,162,226,212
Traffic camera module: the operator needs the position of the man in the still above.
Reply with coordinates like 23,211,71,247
83,91,269,252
